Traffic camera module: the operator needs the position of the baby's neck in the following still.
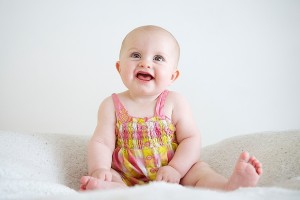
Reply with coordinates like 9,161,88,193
120,90,162,117
126,90,161,104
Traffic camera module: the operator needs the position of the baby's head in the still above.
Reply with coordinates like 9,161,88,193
116,25,181,95
119,25,180,68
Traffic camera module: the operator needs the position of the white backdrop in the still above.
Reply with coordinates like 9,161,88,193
0,0,299,146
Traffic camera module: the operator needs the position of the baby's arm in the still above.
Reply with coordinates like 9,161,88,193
88,96,116,181
156,92,201,182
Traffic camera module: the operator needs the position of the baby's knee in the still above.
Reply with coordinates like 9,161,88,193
181,161,210,186
192,161,211,170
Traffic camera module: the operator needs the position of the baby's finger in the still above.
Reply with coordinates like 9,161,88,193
156,173,163,181
96,173,106,181
105,173,112,182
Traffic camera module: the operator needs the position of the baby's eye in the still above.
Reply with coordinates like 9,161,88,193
130,52,141,59
153,55,165,62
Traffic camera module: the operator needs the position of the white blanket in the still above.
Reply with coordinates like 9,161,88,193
0,130,300,200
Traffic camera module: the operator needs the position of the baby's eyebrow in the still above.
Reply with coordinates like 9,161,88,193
127,48,140,52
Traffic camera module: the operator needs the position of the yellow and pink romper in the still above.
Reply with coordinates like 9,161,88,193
111,90,178,186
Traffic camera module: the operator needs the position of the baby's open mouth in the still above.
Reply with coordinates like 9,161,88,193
136,72,154,81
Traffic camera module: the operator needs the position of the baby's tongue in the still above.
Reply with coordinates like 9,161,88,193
137,73,152,81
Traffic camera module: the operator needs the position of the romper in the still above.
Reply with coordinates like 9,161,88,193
111,90,178,186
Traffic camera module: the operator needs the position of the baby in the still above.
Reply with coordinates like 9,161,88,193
80,25,262,191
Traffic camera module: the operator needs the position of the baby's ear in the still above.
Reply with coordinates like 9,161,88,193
116,61,121,73
171,69,180,81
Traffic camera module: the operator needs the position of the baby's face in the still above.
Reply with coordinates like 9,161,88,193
116,27,180,96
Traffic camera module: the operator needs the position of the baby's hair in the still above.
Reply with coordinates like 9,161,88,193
119,25,180,64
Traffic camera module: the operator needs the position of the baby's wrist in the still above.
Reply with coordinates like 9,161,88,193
90,168,109,177
167,164,183,178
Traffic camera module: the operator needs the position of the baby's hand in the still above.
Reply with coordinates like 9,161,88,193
91,168,113,182
156,165,181,184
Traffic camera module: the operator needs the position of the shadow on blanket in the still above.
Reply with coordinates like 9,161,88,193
0,130,299,197
200,130,300,189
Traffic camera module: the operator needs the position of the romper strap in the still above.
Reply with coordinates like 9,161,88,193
111,93,127,121
112,93,121,112
155,90,169,117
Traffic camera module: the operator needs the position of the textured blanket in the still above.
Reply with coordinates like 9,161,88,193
0,130,299,199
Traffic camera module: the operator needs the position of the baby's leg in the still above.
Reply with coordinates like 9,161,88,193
80,169,127,191
181,151,262,190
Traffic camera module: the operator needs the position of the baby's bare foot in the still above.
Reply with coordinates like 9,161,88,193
80,176,126,191
80,176,91,191
226,152,263,190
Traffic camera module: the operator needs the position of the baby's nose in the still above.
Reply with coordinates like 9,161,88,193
138,60,151,68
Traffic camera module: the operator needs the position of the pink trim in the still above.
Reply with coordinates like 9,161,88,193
112,93,123,119
155,90,169,117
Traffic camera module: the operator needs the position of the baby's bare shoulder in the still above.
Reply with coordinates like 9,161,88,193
167,91,189,106
97,95,115,116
